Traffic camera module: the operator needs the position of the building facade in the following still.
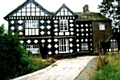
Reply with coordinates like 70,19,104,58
4,0,112,57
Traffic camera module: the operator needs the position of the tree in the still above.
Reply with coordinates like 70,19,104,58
0,24,32,80
0,24,4,35
98,0,120,50
98,0,119,28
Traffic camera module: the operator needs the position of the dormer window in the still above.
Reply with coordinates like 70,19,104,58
59,19,68,31
99,23,105,30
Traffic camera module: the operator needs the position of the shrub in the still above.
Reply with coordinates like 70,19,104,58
0,24,33,80
30,56,56,71
29,56,47,71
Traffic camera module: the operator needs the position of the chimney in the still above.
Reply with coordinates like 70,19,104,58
83,4,89,12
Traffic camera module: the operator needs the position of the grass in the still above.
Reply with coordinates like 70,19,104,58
28,55,56,73
92,52,120,80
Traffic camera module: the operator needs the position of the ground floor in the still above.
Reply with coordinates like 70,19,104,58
20,36,93,58
20,36,119,58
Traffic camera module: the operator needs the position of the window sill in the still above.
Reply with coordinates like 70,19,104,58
59,51,70,53
60,30,68,32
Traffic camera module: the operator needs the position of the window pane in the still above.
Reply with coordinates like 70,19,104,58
25,20,39,36
25,29,28,35
81,43,88,50
29,29,31,35
64,20,68,30
99,23,105,30
60,19,68,31
59,39,69,53
36,29,39,35
32,29,35,35
66,39,69,51
25,20,38,28
26,45,40,54
110,39,118,49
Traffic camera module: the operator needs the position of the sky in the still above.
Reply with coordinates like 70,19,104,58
0,0,103,29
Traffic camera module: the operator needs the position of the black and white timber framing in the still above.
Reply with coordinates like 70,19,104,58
4,0,96,57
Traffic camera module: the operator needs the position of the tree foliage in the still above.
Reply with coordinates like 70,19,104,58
0,24,4,35
98,0,120,51
98,0,120,27
0,24,32,80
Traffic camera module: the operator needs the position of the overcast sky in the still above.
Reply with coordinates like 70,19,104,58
0,0,102,28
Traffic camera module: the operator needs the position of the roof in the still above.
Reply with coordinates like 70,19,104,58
101,35,113,42
75,12,111,21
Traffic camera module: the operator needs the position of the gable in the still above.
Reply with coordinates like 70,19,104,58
55,4,75,16
4,0,53,18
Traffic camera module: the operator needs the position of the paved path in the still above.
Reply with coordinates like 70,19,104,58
74,57,96,80
13,56,96,80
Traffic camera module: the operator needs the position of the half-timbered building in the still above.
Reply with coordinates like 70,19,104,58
4,0,112,58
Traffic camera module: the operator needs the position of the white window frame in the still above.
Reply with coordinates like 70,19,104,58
26,45,40,54
25,20,39,28
25,20,39,35
59,39,69,53
81,43,89,50
59,19,68,31
99,23,105,30
110,39,118,51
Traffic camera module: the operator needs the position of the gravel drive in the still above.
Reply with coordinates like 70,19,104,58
13,56,96,80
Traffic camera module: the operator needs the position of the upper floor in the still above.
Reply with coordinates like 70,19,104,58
4,0,112,38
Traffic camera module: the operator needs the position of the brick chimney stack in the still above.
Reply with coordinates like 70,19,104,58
83,4,89,12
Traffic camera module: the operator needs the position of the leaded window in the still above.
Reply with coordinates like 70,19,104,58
25,20,39,35
26,45,40,54
59,19,68,31
81,43,89,50
110,39,118,51
59,39,69,53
